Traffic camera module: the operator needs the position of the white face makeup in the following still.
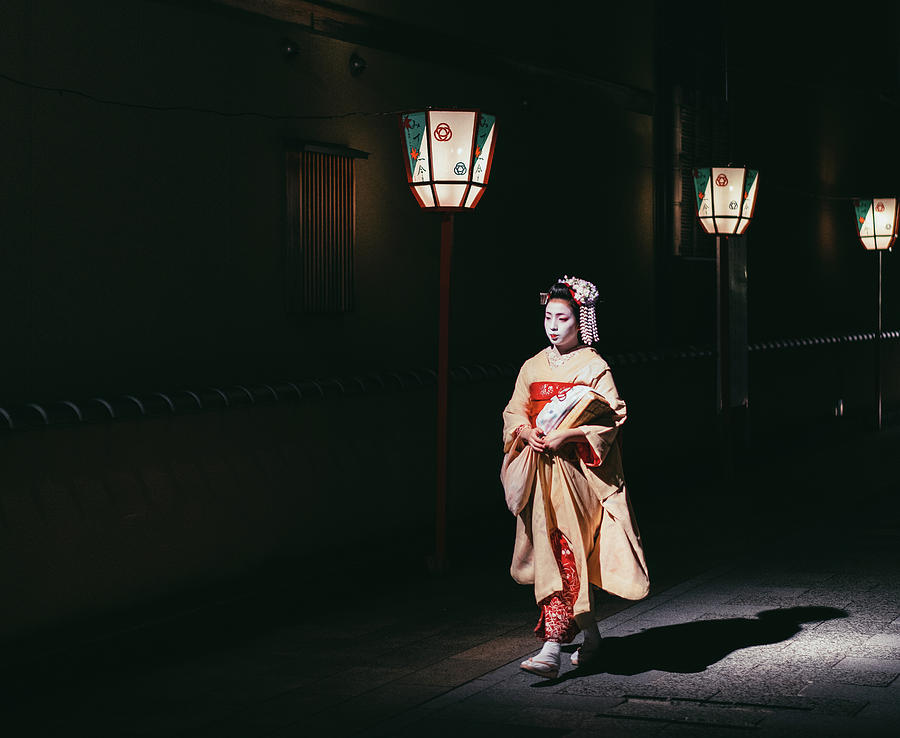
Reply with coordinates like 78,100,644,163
544,299,580,353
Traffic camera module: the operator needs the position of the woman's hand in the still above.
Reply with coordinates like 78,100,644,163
520,427,547,453
542,429,569,452
542,428,586,452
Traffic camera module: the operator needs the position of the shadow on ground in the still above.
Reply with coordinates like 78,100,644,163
536,605,848,686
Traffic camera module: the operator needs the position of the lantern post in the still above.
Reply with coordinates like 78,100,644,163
693,166,760,418
851,197,898,430
400,109,497,571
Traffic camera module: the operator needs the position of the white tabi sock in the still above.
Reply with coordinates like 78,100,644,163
538,641,561,663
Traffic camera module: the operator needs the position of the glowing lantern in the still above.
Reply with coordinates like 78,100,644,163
400,109,497,210
693,166,759,235
853,198,899,251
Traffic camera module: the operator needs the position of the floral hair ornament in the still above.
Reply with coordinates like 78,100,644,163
541,275,601,344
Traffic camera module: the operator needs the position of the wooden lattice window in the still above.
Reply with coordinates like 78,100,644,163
672,86,730,258
285,142,368,313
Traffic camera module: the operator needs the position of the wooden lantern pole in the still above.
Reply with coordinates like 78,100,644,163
434,213,453,572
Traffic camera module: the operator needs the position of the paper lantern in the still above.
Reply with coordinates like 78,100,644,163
400,109,496,210
853,198,899,251
693,166,759,235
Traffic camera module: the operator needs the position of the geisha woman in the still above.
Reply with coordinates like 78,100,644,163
501,276,650,678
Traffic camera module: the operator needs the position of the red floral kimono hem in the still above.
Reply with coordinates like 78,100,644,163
534,529,580,643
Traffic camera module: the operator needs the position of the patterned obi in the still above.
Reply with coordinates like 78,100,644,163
528,381,601,467
529,382,578,421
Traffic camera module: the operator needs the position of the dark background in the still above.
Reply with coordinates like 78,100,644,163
0,0,898,645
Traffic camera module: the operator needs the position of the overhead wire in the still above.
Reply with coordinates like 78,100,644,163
0,70,406,121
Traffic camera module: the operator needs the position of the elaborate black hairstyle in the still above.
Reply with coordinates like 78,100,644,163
543,282,581,327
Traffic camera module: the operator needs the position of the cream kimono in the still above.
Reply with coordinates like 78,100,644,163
501,347,650,617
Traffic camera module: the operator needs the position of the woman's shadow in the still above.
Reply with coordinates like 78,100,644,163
536,605,847,686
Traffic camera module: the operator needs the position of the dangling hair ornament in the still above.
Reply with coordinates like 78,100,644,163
555,275,601,344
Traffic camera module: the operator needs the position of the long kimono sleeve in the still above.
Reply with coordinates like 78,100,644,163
578,363,627,467
502,364,532,453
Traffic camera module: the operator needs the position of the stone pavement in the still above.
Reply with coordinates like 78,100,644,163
368,519,900,738
1,424,898,737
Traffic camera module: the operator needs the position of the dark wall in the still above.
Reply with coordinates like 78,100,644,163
0,385,438,638
0,0,658,406
655,4,900,348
